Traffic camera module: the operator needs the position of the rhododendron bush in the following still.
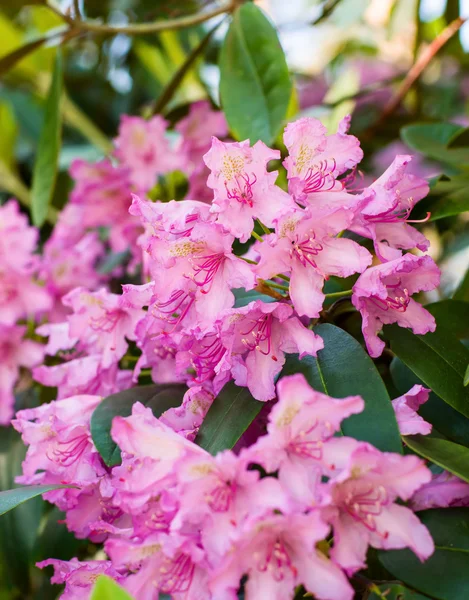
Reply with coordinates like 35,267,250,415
1,1,469,600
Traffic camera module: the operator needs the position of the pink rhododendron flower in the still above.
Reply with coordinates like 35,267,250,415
159,386,214,440
327,444,434,574
37,558,122,600
204,137,295,241
351,155,430,261
411,471,469,511
249,373,364,503
63,287,145,368
0,268,52,326
0,324,44,425
352,254,440,357
211,512,353,600
114,115,181,191
283,115,363,207
392,384,432,436
0,199,39,272
256,207,371,317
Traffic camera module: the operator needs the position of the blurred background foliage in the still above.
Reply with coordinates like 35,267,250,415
1,0,469,597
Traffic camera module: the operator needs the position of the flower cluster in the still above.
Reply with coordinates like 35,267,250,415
16,374,434,599
6,110,447,599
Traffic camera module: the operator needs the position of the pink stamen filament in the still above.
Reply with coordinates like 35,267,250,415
365,196,431,224
49,433,89,466
206,482,233,512
369,278,410,312
159,553,194,594
241,314,276,358
290,232,323,268
188,253,225,293
191,335,225,382
225,173,257,206
256,539,297,581
302,159,338,194
155,290,195,329
344,485,388,532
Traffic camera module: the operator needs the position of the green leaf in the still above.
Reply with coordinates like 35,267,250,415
453,268,469,302
0,485,72,517
426,300,469,339
426,175,469,221
401,122,469,165
282,324,402,453
465,364,469,387
384,324,469,418
379,508,469,600
0,101,17,169
369,583,430,600
391,357,469,447
31,50,63,227
219,3,292,144
403,435,469,483
90,384,187,467
232,287,276,308
195,381,262,455
90,576,133,600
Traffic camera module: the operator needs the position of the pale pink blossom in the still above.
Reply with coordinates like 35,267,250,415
327,444,434,574
256,207,371,317
204,137,295,241
392,384,432,436
411,471,469,510
352,254,440,357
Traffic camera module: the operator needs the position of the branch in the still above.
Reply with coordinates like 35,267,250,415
46,0,234,36
376,16,465,125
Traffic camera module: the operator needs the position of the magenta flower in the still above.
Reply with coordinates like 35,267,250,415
63,287,145,368
283,115,363,207
217,300,324,401
37,558,122,600
392,384,432,436
204,137,295,241
114,115,181,191
256,207,372,317
327,444,434,574
159,386,214,441
352,254,440,357
211,512,353,600
0,199,39,273
249,373,364,504
351,155,430,261
411,471,469,511
0,324,44,425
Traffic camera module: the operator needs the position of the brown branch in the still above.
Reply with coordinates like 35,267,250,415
376,16,465,126
46,0,234,36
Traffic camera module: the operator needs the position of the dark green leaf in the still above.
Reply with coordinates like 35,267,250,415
404,435,469,483
453,268,469,302
391,357,469,447
219,3,292,144
379,508,469,600
427,176,469,221
448,127,469,148
426,300,469,339
465,364,469,387
282,324,402,453
368,583,430,600
31,51,63,227
90,384,187,467
0,485,72,517
232,287,276,308
90,576,133,600
401,122,469,164
384,324,469,418
195,381,262,455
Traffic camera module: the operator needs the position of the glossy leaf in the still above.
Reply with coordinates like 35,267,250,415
195,381,262,455
369,583,430,600
384,324,469,418
379,508,469,600
426,300,469,339
282,324,402,453
426,175,469,221
31,50,63,227
403,435,469,483
0,485,72,517
90,576,133,600
219,3,292,144
90,384,187,467
233,287,276,308
401,122,469,165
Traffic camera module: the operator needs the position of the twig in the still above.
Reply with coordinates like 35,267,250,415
46,0,234,36
376,16,465,125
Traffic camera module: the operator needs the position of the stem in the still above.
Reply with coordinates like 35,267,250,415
240,256,258,265
325,289,353,299
376,16,465,124
251,231,264,243
256,219,271,235
262,280,290,292
46,0,235,36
